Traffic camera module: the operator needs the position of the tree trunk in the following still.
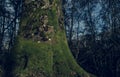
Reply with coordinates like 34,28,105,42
13,0,95,77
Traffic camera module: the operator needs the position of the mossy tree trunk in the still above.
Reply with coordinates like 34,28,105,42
14,0,95,77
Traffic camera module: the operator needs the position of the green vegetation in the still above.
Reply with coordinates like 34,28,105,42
14,0,95,77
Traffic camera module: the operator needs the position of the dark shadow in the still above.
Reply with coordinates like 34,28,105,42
0,52,29,77
1,52,16,77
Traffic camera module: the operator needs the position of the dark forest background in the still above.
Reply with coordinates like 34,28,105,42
62,0,120,77
1,0,120,77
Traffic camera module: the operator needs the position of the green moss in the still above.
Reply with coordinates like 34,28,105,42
48,9,58,30
14,38,53,77
14,0,95,77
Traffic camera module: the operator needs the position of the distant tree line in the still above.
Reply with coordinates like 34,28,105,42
0,0,23,53
62,0,120,77
0,0,23,77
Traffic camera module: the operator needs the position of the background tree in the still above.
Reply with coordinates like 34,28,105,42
63,0,120,77
0,0,23,77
